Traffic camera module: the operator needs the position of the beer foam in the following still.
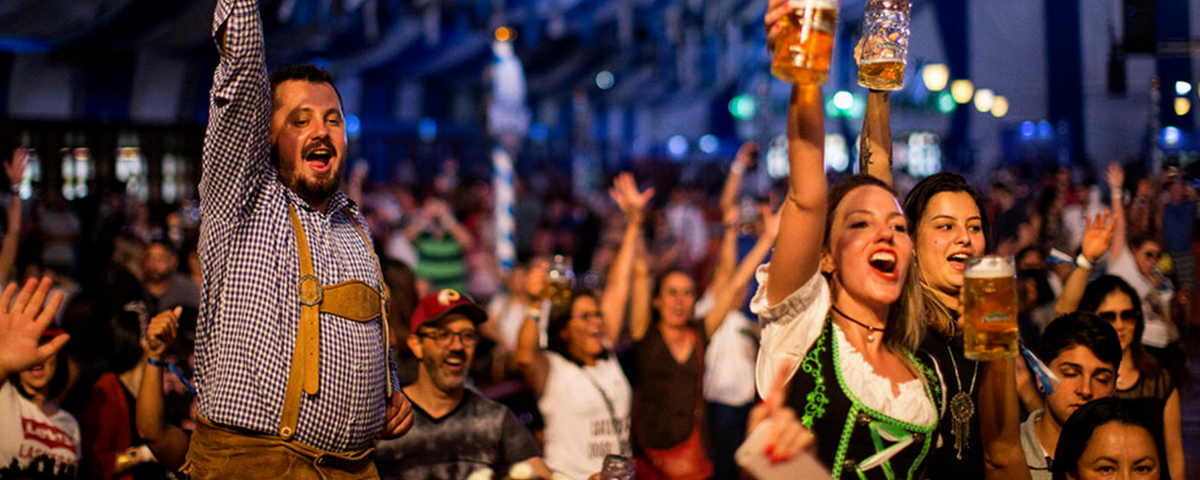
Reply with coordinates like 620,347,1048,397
789,0,838,10
964,257,1015,278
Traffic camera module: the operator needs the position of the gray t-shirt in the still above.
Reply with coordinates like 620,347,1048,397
374,389,539,480
1020,409,1052,480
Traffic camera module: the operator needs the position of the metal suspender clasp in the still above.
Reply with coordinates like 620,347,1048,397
298,274,324,306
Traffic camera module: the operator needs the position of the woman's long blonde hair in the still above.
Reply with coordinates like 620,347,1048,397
824,175,926,353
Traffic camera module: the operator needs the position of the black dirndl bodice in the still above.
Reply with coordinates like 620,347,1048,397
786,318,942,480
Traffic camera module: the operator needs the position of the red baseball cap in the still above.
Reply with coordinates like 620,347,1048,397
410,289,488,333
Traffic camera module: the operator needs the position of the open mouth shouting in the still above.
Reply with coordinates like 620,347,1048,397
303,142,336,173
443,353,467,374
947,252,971,271
868,250,899,279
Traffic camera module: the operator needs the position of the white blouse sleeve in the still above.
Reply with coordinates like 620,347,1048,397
751,264,830,398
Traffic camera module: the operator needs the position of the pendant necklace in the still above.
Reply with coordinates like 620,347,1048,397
830,305,883,342
946,342,979,460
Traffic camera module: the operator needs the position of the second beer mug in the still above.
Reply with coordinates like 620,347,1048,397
962,255,1019,360
857,0,910,90
771,0,839,85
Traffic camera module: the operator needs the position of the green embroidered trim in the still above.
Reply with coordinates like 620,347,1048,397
829,321,938,433
906,351,941,479
827,318,940,480
832,404,858,479
800,331,829,430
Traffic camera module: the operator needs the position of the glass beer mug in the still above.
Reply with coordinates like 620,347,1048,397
771,0,840,85
543,254,575,307
857,0,911,90
962,255,1019,360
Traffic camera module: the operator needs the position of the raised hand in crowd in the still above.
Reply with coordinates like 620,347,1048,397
1055,211,1115,315
607,172,655,342
608,172,655,222
0,278,67,385
137,307,191,471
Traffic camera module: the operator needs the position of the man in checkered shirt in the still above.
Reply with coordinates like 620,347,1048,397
182,0,414,477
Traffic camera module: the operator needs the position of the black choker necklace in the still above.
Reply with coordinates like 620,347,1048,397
830,305,884,342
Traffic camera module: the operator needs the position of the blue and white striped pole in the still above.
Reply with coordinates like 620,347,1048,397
492,147,517,275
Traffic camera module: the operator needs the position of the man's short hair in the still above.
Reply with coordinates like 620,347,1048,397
1039,312,1122,369
148,239,177,257
268,64,343,110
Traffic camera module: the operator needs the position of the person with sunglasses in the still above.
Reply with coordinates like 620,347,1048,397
1100,164,1178,359
1072,277,1184,480
374,289,551,480
1053,191,1185,480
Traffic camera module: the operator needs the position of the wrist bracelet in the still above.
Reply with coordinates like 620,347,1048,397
1076,254,1094,270
146,358,197,394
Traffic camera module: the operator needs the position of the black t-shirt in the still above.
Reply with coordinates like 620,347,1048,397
373,389,540,480
625,324,707,450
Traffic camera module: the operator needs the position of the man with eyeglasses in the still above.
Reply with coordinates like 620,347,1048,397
374,289,553,480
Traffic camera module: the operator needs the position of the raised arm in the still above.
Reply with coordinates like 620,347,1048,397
979,359,1034,480
1106,163,1128,263
719,142,755,210
136,308,191,471
200,0,271,222
0,150,26,283
515,315,550,396
0,278,67,387
713,144,755,286
603,173,653,345
1055,211,1114,315
762,1,827,306
704,205,781,337
859,91,893,186
629,248,652,342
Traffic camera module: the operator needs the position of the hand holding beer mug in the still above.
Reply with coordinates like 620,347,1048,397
962,255,1019,360
857,0,910,90
767,0,839,85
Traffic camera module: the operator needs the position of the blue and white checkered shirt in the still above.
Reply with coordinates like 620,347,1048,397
196,0,400,452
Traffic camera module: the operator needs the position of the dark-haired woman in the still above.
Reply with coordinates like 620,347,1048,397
1052,397,1166,480
1053,165,1186,480
880,149,1001,480
1055,275,1184,480
81,308,168,480
514,173,646,480
625,202,779,480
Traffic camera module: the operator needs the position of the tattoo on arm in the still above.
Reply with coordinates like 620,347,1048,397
859,124,874,174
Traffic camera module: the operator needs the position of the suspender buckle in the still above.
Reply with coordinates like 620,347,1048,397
298,274,324,306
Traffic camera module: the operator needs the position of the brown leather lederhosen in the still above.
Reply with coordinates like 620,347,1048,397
184,204,391,480
279,203,392,440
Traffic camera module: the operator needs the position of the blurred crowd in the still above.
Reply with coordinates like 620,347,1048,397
0,133,1195,479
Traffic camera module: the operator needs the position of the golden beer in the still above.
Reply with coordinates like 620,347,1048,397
962,256,1019,360
771,1,838,85
857,59,905,91
542,254,575,307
